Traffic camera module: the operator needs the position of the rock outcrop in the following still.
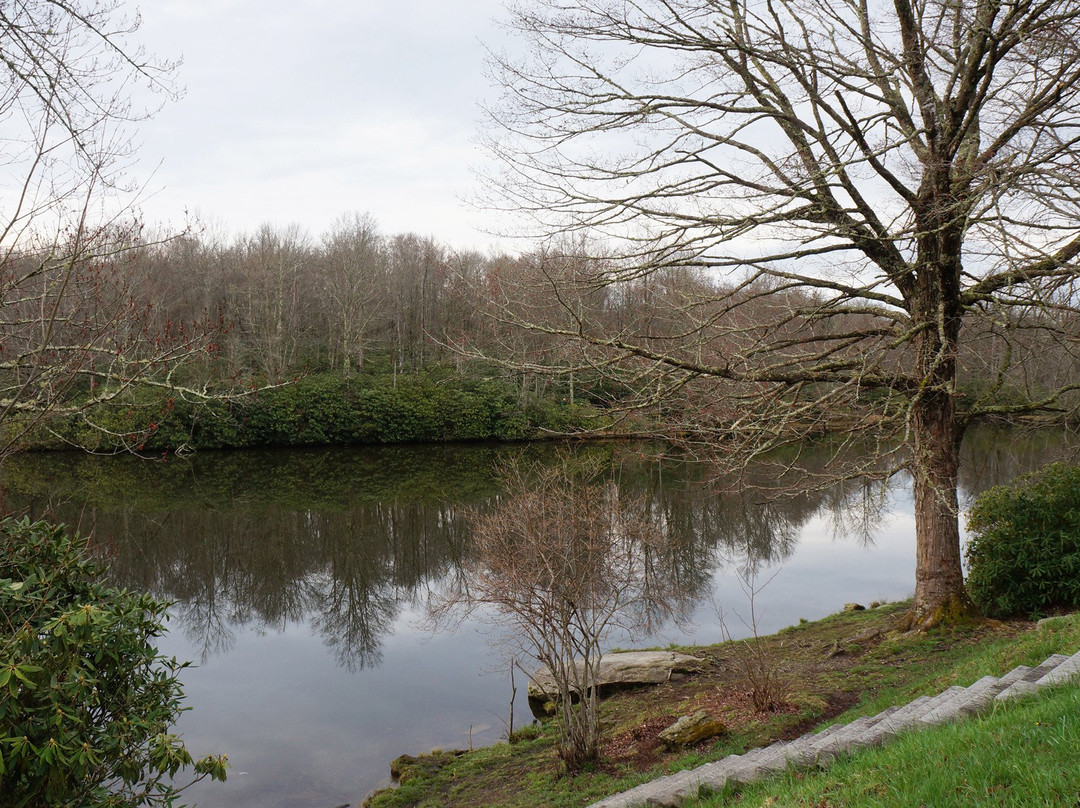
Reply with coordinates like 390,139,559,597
528,651,705,701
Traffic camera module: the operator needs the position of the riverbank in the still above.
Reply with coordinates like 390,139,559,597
29,369,609,453
363,603,1080,808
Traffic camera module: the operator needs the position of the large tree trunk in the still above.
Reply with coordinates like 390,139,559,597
907,389,977,629
904,218,980,629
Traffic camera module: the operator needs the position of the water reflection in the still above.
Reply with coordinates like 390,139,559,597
2,441,911,672
0,428,1072,807
2,430,1073,669
959,424,1079,501
3,446,493,670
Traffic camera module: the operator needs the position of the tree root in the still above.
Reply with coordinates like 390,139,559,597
897,591,982,632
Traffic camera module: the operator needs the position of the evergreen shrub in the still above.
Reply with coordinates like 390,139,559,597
965,462,1080,618
0,518,226,806
45,370,601,451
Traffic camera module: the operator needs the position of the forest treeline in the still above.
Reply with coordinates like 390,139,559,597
18,213,616,452
15,211,1079,453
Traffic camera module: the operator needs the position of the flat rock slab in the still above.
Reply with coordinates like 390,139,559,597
528,651,705,699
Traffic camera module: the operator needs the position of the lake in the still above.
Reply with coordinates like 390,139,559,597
0,427,1072,807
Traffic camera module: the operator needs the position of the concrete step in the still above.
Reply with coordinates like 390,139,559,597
917,675,1002,726
996,654,1071,702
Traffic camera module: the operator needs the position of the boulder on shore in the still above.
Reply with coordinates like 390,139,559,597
528,651,705,701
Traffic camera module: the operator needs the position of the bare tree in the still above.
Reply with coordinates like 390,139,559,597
226,223,315,380
0,1,227,460
482,0,1080,628
0,226,223,456
465,242,616,405
717,567,789,712
319,212,386,374
384,233,448,370
429,456,685,772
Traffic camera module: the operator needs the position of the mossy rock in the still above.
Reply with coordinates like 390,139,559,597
658,711,727,748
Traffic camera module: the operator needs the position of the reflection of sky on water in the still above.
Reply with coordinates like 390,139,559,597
161,609,514,807
677,496,916,646
604,479,917,649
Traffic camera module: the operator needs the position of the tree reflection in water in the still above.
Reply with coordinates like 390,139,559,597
1,427,1072,671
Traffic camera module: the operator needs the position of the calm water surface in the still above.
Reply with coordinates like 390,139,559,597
0,429,1072,807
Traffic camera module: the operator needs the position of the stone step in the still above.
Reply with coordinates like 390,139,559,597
837,703,939,750
813,704,932,763
751,722,843,769
1034,649,1080,687
588,770,685,808
690,746,769,791
996,664,1034,689
823,689,962,754
917,675,1002,726
950,665,1034,718
1032,653,1074,679
858,697,933,742
595,674,1018,808
662,738,810,805
995,654,1072,702
848,695,944,748
646,745,781,807
788,712,887,765
811,683,987,754
723,739,798,783
587,748,758,808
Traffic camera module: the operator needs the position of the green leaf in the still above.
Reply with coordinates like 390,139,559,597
13,665,41,688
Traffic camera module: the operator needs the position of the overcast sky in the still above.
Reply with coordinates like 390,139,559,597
132,1,512,251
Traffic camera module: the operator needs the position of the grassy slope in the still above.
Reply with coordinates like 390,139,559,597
693,683,1080,807
362,608,1080,808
